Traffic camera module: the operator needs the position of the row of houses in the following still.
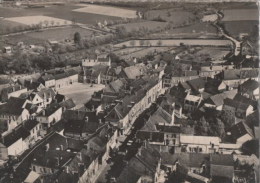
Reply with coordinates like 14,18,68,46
0,87,76,160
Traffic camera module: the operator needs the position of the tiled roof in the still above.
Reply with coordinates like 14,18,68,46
123,66,142,79
231,122,254,140
223,69,259,80
0,97,27,115
206,89,237,106
187,77,206,91
38,103,61,117
240,79,259,91
1,84,26,94
23,120,39,131
59,99,76,110
0,125,30,147
40,74,55,81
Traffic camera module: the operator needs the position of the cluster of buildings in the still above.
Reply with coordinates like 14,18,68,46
0,37,259,183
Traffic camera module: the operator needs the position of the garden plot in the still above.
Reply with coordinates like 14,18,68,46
5,16,72,27
73,4,137,18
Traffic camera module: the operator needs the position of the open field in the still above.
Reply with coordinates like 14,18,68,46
113,47,144,55
5,16,72,26
0,4,121,26
223,20,258,38
57,83,105,108
114,39,232,48
0,19,25,34
73,4,137,18
222,9,258,21
166,23,218,35
145,9,194,25
4,26,94,44
195,47,231,60
120,47,172,59
111,21,168,32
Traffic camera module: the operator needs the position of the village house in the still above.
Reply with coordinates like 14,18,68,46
30,133,83,177
38,74,56,88
82,54,111,68
36,103,63,135
21,88,56,109
53,69,78,89
199,63,234,78
163,70,200,88
1,84,27,102
223,98,254,119
116,145,162,183
183,92,203,112
105,77,163,138
203,89,237,110
63,110,104,139
210,154,234,183
238,79,259,100
180,135,220,153
23,119,41,146
230,122,254,144
85,65,117,84
218,69,259,89
0,97,30,135
0,125,30,160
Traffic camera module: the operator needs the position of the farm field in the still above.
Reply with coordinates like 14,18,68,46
111,21,168,32
120,47,172,59
0,4,121,27
113,47,144,55
222,9,259,21
0,19,25,34
5,16,72,26
73,4,137,18
145,9,194,25
114,39,232,48
4,26,94,45
166,23,218,34
223,20,258,38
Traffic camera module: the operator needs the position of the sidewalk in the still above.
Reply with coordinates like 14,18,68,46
95,162,112,183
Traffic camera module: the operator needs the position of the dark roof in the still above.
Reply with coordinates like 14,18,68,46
223,69,259,80
39,103,61,116
0,97,27,115
1,84,26,94
233,94,257,108
54,73,67,80
187,77,206,91
210,154,234,166
55,93,66,103
136,131,164,143
231,122,254,140
23,120,39,131
210,164,234,179
156,125,181,133
223,98,250,111
40,74,55,81
240,79,259,91
0,126,30,147
59,99,76,110
24,103,38,114
65,69,78,76
36,88,56,99
161,153,209,168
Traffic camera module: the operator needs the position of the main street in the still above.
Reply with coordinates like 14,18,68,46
96,101,159,183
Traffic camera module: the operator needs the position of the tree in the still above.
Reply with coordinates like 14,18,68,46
74,32,81,44
43,20,49,27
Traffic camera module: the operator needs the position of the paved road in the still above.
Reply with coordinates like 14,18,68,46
103,103,158,183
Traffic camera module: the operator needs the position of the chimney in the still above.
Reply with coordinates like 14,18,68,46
171,102,175,125
42,110,46,116
45,143,50,151
78,152,82,161
56,157,60,166
60,145,63,151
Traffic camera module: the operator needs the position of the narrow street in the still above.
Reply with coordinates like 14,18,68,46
96,102,158,183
